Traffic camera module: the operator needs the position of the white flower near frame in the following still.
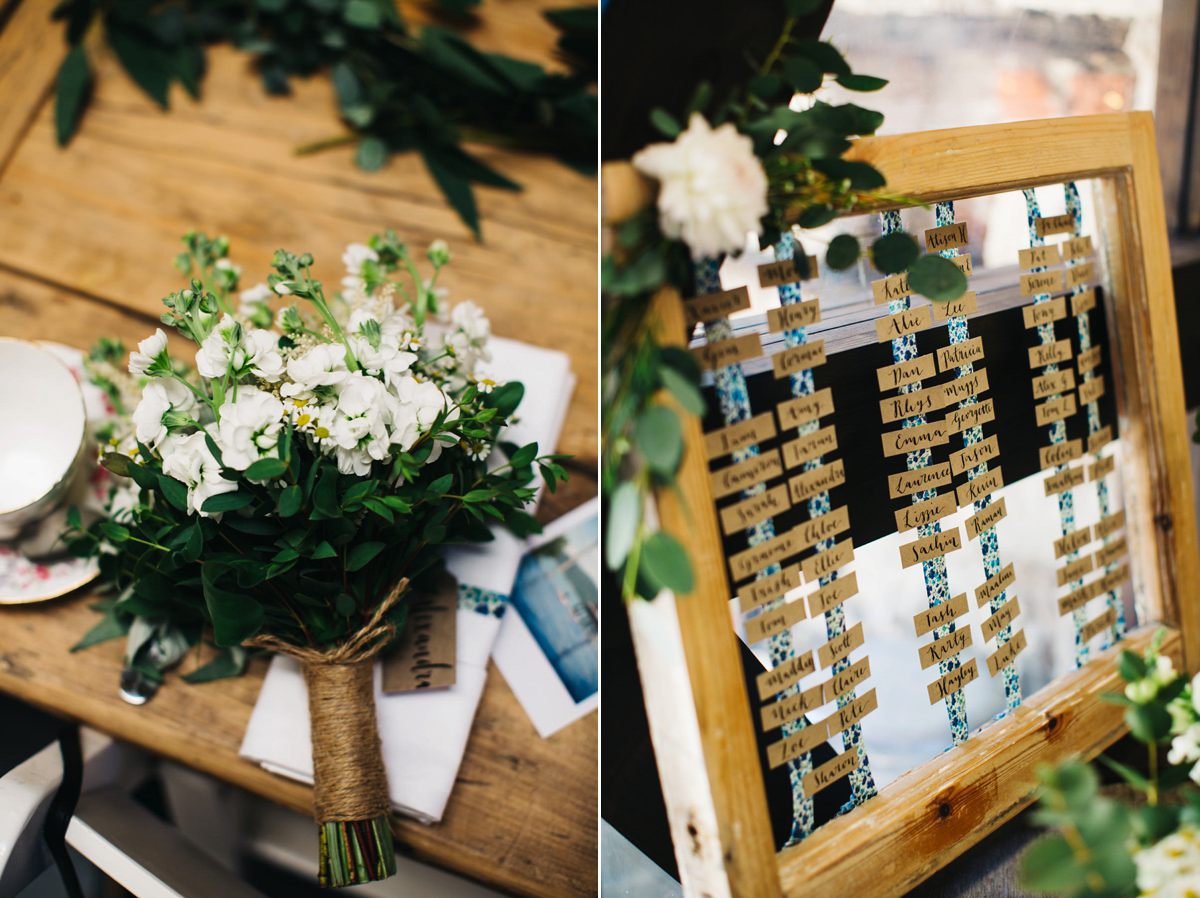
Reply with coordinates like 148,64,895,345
159,430,238,517
632,112,768,260
215,387,285,471
195,315,247,379
132,379,199,447
129,328,169,376
1135,827,1200,896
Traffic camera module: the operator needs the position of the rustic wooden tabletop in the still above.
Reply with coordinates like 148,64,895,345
0,0,597,894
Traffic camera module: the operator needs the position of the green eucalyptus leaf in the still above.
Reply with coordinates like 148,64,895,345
71,609,129,651
836,72,889,92
181,646,248,683
419,144,479,238
685,81,711,116
871,231,919,275
1118,649,1147,681
783,56,823,93
907,254,967,302
343,0,382,28
346,540,385,571
605,481,641,570
794,40,851,77
277,484,302,517
101,453,133,476
784,0,823,15
1126,702,1173,743
157,474,189,511
244,457,288,480
201,562,263,647
99,522,131,543
650,107,681,138
55,46,91,146
127,461,158,490
634,405,683,476
108,24,171,109
748,73,782,100
1019,835,1088,893
659,365,705,417
356,136,388,172
639,531,693,595
825,233,860,271
812,157,886,190
200,491,253,514
797,204,836,229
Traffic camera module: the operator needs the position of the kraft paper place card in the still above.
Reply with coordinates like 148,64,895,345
929,290,978,321
1095,536,1127,569
828,688,877,734
951,254,973,277
800,539,854,583
1054,526,1092,559
1035,213,1074,237
913,592,969,637
788,459,846,504
767,718,829,769
759,255,819,288
818,621,865,669
1057,554,1095,587
981,596,1020,642
1083,608,1118,643
809,571,859,616
683,286,751,324
939,368,989,406
877,353,937,391
948,398,995,433
976,563,1016,608
1032,369,1076,400
881,419,950,458
1039,438,1083,470
1089,425,1114,454
1090,454,1116,481
691,333,762,371
705,412,776,459
710,449,783,501
720,483,791,535
924,221,968,252
383,572,458,693
766,300,821,333
965,497,1007,541
777,388,835,429
889,463,952,499
1020,269,1064,296
1079,376,1106,405
1044,464,1085,497
876,306,932,342
783,425,838,469
1023,296,1067,329
1078,345,1103,374
895,493,957,533
1029,339,1073,368
761,680,825,731
928,659,979,705
1071,287,1097,316
738,564,802,613
756,650,815,701
879,384,946,424
956,466,1003,507
745,596,807,644
1035,393,1078,427
1063,235,1094,260
773,340,826,379
872,271,913,305
937,337,985,373
986,629,1027,677
1066,261,1094,289
918,626,972,670
899,528,962,569
1018,245,1062,270
802,749,860,796
949,434,999,476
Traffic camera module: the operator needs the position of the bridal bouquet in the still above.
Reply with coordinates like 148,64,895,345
67,231,563,886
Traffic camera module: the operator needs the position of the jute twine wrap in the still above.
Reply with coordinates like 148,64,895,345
246,577,409,823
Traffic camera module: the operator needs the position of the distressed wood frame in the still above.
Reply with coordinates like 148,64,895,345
614,112,1200,897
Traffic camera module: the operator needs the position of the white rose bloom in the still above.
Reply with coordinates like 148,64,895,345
129,328,169,376
159,430,237,517
244,329,285,383
215,387,285,471
195,315,246,379
632,112,768,260
131,379,198,447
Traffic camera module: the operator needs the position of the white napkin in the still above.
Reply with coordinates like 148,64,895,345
239,337,575,823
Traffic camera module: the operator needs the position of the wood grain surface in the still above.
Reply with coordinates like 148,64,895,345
0,1,597,894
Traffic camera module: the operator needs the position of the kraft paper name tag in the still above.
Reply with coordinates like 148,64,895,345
1083,608,1117,643
1078,345,1103,375
761,680,825,731
1023,296,1067,329
940,368,989,405
778,388,835,429
1032,368,1076,400
1035,214,1074,237
950,434,999,476
930,291,978,321
829,688,877,734
692,333,763,371
783,425,838,469
1035,393,1078,427
809,571,859,616
773,340,826,378
914,592,969,637
877,353,937,391
818,621,864,669
756,650,815,701
826,655,871,702
925,221,969,252
705,412,776,459
684,286,751,324
1089,425,1114,454
966,497,1007,541
1066,261,1094,289
872,272,913,304
788,460,846,505
728,525,804,582
720,484,791,535
738,564,802,612
1063,235,1094,260
918,626,972,670
1054,526,1092,559
1040,438,1082,470
767,300,821,333
1090,454,1116,481
1057,554,1095,587
948,398,995,433
928,659,979,705
767,718,829,769
801,539,854,583
1071,287,1097,316
1058,565,1130,616
986,629,1027,677
981,595,1020,641
952,254,973,277
1044,465,1085,497
1095,535,1128,569
938,337,985,373
1021,269,1064,296
889,462,952,499
1018,245,1061,270
899,528,962,569
383,573,457,693
881,419,950,457
876,306,932,342
745,596,807,643
956,465,1004,507
796,506,852,553
759,256,819,288
1079,376,1106,405
802,748,859,797
895,493,957,533
976,563,1016,607
710,450,783,500
1030,339,1073,368
879,384,946,424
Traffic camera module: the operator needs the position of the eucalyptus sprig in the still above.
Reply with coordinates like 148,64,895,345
602,0,967,603
51,0,596,237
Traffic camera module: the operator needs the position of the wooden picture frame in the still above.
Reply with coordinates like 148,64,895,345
612,112,1200,897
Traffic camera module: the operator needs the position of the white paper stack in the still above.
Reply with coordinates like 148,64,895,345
239,337,575,823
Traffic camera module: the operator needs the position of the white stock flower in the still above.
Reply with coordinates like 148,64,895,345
215,387,285,471
282,343,351,402
342,243,379,297
195,315,246,379
128,328,168,376
238,283,274,320
632,112,768,260
159,430,237,517
244,329,285,383
390,375,455,453
131,379,198,447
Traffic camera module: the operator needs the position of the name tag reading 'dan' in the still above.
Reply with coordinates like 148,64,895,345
930,290,978,321
914,592,969,637
782,425,838,469
759,255,819,288
877,354,937,391
895,493,957,534
773,340,826,379
928,659,979,705
777,388,835,429
925,221,969,252
1063,235,1095,260
738,564,802,613
1079,376,1106,405
965,498,1007,541
705,412,776,459
1023,296,1067,329
1035,214,1075,237
1018,245,1061,270
766,300,821,333
692,334,762,371
683,286,751,324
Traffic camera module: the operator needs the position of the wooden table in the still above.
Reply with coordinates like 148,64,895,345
0,1,597,895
